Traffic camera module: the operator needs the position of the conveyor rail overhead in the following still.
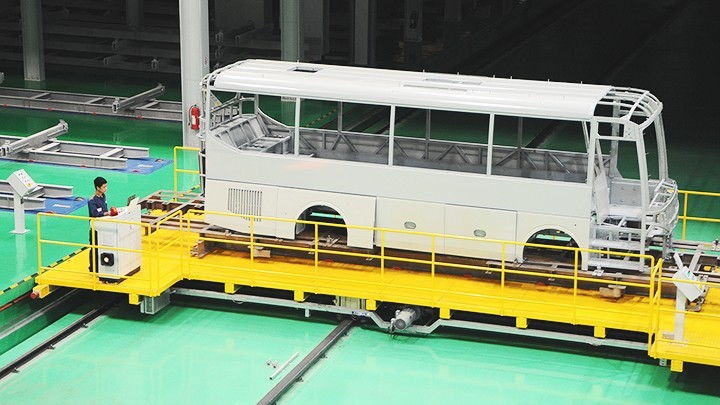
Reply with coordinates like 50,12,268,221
0,85,181,121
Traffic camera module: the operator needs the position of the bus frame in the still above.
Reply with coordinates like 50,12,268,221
199,59,678,272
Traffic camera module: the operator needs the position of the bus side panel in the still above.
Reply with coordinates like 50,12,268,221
276,188,376,249
204,179,279,237
444,205,518,261
375,197,445,254
208,152,592,220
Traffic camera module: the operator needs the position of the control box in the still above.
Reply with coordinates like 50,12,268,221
672,267,705,302
7,169,38,196
95,204,142,280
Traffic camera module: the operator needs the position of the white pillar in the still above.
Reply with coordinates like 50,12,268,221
403,0,423,67
11,192,29,234
304,0,328,61
21,0,45,82
294,97,301,155
126,0,143,29
352,0,376,66
388,106,396,166
674,291,686,341
280,0,303,62
179,0,210,148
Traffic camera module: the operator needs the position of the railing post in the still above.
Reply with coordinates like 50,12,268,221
500,243,506,316
681,191,688,240
314,222,319,293
314,222,319,269
91,218,97,287
431,234,435,278
380,230,385,277
573,249,579,324
173,146,178,201
252,216,258,286
36,213,43,274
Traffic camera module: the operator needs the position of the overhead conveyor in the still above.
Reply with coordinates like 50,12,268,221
0,179,73,210
0,120,149,169
0,84,182,121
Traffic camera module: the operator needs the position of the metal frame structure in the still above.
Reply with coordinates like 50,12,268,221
0,85,181,121
200,60,678,272
0,179,72,210
1,120,150,169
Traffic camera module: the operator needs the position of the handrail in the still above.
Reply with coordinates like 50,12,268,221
36,212,153,287
172,146,201,200
187,208,658,331
36,211,182,292
35,189,720,366
677,189,720,240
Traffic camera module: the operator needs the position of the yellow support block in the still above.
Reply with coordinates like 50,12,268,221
516,317,528,329
32,284,51,299
224,283,238,294
294,291,307,302
366,299,377,311
594,326,606,338
670,360,684,373
439,307,452,319
129,294,140,305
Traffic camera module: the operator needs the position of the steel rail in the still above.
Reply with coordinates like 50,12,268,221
257,319,354,405
0,297,118,381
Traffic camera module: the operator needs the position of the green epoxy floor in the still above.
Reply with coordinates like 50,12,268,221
1,300,719,404
3,3,720,398
0,302,338,403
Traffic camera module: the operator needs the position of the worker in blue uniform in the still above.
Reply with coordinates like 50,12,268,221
88,176,109,272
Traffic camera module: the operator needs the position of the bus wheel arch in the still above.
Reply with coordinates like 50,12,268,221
519,226,585,267
295,202,348,241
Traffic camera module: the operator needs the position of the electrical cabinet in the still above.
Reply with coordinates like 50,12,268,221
95,204,141,280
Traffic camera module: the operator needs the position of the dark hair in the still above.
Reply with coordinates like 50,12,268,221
93,176,107,190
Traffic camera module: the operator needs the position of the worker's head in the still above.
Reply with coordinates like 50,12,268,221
93,176,107,194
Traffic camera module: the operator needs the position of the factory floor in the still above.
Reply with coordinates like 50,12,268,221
1,96,718,403
3,1,720,400
3,298,719,404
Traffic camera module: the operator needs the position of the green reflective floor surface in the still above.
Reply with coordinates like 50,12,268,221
3,0,720,400
1,299,719,404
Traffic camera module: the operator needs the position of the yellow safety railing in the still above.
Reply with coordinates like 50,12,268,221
36,210,184,296
181,209,720,367
172,146,201,199
677,189,720,240
34,190,720,368
184,209,660,332
648,270,720,370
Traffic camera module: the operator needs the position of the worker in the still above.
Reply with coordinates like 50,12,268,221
87,176,109,272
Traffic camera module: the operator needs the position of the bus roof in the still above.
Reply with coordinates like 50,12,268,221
208,59,614,121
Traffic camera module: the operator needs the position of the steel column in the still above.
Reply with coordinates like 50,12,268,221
179,0,210,148
280,0,303,62
126,0,143,29
304,0,329,61
21,0,45,82
352,0,376,66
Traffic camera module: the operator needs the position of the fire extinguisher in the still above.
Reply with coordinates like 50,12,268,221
189,105,200,130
